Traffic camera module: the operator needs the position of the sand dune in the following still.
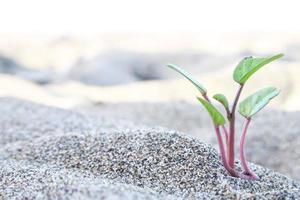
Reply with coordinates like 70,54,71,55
0,98,299,199
78,101,300,181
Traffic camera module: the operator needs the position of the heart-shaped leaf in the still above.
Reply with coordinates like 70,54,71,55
213,93,229,111
239,87,280,118
167,64,207,95
197,97,226,125
233,54,283,84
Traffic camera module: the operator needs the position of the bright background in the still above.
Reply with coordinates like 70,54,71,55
0,0,300,35
0,0,299,110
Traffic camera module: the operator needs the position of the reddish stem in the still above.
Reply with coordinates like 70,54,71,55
214,126,239,177
202,87,258,180
228,84,244,168
203,93,240,178
240,118,260,180
221,125,229,147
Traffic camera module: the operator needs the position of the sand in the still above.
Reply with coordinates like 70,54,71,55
0,98,299,199
0,160,175,200
79,101,300,181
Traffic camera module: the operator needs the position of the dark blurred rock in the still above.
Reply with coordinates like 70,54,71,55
0,55,22,74
0,55,54,84
67,51,228,86
67,55,137,86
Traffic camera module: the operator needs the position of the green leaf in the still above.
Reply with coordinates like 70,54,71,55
238,87,280,118
197,97,226,125
167,64,207,95
233,54,283,84
213,93,229,111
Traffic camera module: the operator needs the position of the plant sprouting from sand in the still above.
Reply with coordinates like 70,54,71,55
167,54,283,180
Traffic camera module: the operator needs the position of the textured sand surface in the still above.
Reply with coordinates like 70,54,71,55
0,98,299,199
0,160,175,200
79,101,300,181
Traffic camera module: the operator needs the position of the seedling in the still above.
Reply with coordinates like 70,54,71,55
167,54,283,180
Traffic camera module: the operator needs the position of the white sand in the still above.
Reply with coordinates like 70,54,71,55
79,101,300,181
0,98,299,199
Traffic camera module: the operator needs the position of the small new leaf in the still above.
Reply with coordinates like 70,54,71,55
197,97,226,125
213,93,229,111
239,87,280,118
233,54,283,84
167,64,207,95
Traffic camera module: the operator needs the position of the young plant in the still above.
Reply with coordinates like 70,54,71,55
167,54,283,180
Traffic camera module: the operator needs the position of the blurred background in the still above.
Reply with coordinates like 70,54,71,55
0,0,300,180
0,0,299,109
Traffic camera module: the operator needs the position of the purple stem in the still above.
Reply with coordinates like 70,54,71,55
202,89,258,180
203,93,239,177
221,125,229,147
240,118,260,180
214,126,239,177
228,84,244,168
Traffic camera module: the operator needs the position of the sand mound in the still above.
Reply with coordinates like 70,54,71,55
0,97,143,145
0,98,299,199
2,130,300,199
0,159,175,200
79,101,300,181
